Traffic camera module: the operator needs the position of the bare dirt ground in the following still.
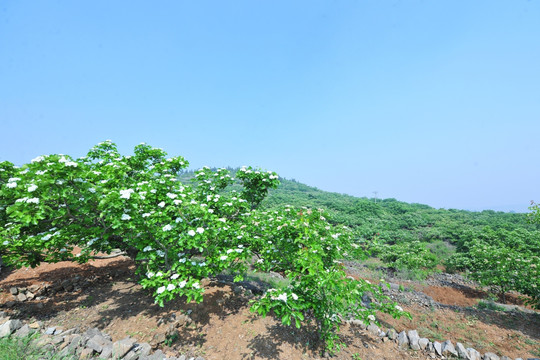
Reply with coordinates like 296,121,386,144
0,256,539,359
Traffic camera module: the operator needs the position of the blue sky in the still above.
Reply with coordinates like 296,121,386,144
1,1,539,212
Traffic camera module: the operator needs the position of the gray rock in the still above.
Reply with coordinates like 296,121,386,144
456,342,470,359
79,347,95,360
138,342,152,356
45,327,56,335
442,340,458,357
367,324,379,336
59,327,78,336
386,328,397,340
69,334,83,348
148,350,166,360
433,341,443,356
57,344,77,358
483,353,500,360
113,336,135,358
9,287,18,295
178,356,186,360
407,330,420,350
500,357,511,360
100,344,113,359
467,348,481,360
348,319,367,330
87,334,109,353
14,324,33,337
397,331,409,349
16,293,27,302
418,338,429,350
85,327,102,337
123,349,140,360
50,335,63,345
0,319,23,337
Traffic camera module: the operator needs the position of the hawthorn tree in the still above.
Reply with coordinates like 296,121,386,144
0,141,407,353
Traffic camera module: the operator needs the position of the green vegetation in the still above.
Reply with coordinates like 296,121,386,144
0,334,75,360
260,178,540,306
0,142,407,355
1,152,538,355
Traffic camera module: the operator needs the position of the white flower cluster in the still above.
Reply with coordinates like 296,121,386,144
15,197,40,204
187,227,204,236
58,156,78,167
120,189,135,199
266,289,298,303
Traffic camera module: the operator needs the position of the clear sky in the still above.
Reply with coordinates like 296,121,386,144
1,1,539,212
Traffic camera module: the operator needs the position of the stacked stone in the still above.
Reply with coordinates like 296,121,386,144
0,313,204,360
346,319,538,360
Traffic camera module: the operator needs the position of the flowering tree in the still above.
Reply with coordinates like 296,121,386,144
447,234,539,308
0,141,407,353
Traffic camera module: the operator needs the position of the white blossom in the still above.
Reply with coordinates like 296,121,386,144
291,293,298,300
157,286,166,294
121,214,131,221
120,189,135,199
187,230,196,236
27,184,38,192
42,234,52,241
158,201,166,208
395,305,403,312
179,280,187,288
143,246,153,252
368,315,376,322
220,255,228,260
26,198,39,204
156,250,165,257
196,227,204,234
171,274,180,280
162,224,172,231
167,284,176,291
142,213,151,218
6,182,17,188
31,155,45,163
88,187,96,193
192,282,200,289
173,199,182,205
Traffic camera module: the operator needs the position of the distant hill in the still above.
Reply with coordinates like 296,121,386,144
181,169,539,248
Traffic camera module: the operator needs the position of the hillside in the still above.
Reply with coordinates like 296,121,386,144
1,168,538,359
